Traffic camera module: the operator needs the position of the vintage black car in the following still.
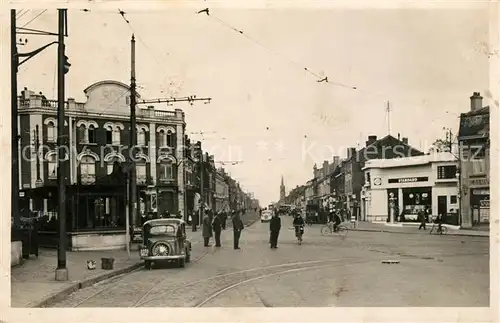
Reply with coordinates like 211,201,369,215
139,218,192,269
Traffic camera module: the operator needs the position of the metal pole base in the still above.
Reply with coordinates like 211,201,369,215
55,268,68,281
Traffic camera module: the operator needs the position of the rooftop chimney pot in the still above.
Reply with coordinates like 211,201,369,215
470,91,483,111
402,137,408,145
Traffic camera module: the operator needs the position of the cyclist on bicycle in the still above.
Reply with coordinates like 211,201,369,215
333,211,342,232
293,213,305,238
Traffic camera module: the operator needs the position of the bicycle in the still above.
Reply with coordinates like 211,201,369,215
294,225,304,245
429,223,448,235
321,221,348,238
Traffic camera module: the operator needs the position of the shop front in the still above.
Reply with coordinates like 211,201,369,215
363,153,459,224
470,187,489,225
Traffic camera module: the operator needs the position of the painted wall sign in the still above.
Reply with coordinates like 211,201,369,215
469,177,489,186
388,177,428,184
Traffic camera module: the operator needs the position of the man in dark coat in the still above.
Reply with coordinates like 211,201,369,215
212,213,222,247
202,212,213,247
418,209,427,230
269,213,281,249
232,211,244,249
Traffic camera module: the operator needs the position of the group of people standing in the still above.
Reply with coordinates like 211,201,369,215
202,210,245,249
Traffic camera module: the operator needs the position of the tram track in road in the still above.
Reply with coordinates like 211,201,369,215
194,258,384,307
136,256,378,307
67,245,216,308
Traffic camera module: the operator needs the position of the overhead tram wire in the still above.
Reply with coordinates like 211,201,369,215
200,9,429,107
22,9,47,28
17,9,30,19
202,11,356,90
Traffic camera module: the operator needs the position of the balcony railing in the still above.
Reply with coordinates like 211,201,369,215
19,97,183,121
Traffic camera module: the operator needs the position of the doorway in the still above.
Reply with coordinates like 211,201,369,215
437,196,447,217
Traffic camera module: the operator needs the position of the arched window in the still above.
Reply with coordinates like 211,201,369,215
80,155,96,184
138,129,146,146
46,121,56,142
158,160,174,182
47,153,57,179
105,125,113,145
88,125,96,144
78,125,87,143
158,130,167,147
136,158,147,184
166,130,174,147
112,127,121,145
107,156,122,175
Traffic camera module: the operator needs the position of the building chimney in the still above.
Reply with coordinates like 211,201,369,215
347,147,357,160
470,92,483,111
398,133,401,140
365,135,377,147
402,137,408,145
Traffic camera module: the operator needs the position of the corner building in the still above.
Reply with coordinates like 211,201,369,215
18,80,187,251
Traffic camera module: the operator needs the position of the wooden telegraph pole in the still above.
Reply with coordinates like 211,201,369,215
129,34,138,233
55,8,68,281
11,10,20,228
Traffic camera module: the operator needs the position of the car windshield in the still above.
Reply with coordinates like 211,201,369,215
149,225,176,235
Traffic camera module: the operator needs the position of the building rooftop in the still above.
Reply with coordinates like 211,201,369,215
362,152,457,170
458,106,489,139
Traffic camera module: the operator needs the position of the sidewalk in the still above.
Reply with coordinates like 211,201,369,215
11,248,142,308
10,225,225,308
350,221,489,237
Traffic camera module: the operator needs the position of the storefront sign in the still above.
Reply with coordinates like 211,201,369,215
373,178,382,186
131,227,143,243
472,188,489,195
479,199,490,208
388,177,428,184
469,178,489,186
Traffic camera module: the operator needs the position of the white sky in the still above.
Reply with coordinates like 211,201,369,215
15,5,491,206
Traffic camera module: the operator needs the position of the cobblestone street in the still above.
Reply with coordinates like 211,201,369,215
50,216,489,307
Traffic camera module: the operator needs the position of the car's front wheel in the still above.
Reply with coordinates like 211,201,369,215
185,249,191,263
145,260,152,270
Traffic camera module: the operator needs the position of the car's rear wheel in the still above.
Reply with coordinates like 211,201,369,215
178,258,185,268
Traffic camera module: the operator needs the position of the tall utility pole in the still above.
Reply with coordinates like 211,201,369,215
129,34,137,230
11,10,20,228
55,8,68,281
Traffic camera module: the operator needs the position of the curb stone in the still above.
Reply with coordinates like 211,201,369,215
350,228,489,238
30,262,143,308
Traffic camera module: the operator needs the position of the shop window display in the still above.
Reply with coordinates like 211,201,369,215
400,188,432,222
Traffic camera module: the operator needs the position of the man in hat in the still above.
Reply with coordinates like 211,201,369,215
232,210,244,250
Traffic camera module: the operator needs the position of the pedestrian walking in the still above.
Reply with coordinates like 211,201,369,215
221,211,227,230
418,209,427,230
232,211,244,249
202,212,213,247
212,213,222,247
269,212,281,249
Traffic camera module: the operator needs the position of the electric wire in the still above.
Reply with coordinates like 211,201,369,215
202,10,426,107
22,9,47,28
17,9,30,19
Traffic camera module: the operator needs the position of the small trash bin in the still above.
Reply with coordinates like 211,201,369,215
101,257,115,270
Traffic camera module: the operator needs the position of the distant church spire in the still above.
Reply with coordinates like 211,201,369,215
280,175,286,202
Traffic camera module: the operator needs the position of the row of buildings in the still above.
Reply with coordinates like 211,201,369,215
17,80,259,250
284,92,490,229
